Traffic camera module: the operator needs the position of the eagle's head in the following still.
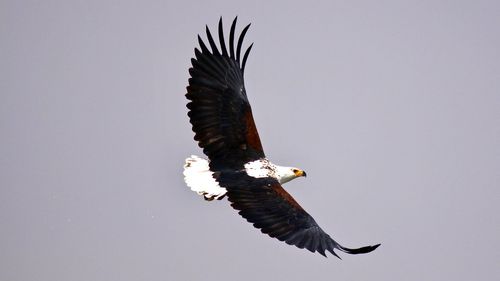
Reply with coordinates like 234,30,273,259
276,166,307,184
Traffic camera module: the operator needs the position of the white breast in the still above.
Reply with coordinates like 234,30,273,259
244,159,274,179
244,158,297,184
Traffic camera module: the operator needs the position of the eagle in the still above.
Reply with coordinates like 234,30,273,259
183,17,380,258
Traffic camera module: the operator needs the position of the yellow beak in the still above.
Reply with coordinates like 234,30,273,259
294,169,307,177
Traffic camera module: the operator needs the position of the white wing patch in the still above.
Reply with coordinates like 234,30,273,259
183,155,226,201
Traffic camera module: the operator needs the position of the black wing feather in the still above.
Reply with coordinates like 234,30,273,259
187,17,263,169
205,25,220,56
242,43,253,74
217,172,381,258
218,17,229,57
229,17,237,59
236,24,251,63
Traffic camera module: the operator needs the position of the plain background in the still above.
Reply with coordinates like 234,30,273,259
1,1,499,280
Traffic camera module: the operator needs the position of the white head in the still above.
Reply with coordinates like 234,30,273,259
275,165,307,184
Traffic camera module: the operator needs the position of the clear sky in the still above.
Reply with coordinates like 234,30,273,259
1,1,499,280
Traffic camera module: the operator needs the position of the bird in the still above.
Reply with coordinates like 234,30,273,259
183,17,380,258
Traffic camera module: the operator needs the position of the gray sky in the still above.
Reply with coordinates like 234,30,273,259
1,1,499,280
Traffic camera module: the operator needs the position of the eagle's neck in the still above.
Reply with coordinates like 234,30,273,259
244,158,297,184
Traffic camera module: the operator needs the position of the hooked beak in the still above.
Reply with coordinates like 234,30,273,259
294,169,307,178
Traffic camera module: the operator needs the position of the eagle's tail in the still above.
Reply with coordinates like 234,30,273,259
183,155,227,201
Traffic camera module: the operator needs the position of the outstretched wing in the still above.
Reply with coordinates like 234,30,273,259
218,172,381,258
186,17,264,169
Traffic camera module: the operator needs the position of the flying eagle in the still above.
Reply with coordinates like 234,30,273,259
183,17,380,258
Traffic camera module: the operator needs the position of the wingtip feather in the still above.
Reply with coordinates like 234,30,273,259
338,243,381,255
218,17,228,56
236,23,251,63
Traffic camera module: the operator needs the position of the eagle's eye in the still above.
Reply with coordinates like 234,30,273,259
292,169,298,173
